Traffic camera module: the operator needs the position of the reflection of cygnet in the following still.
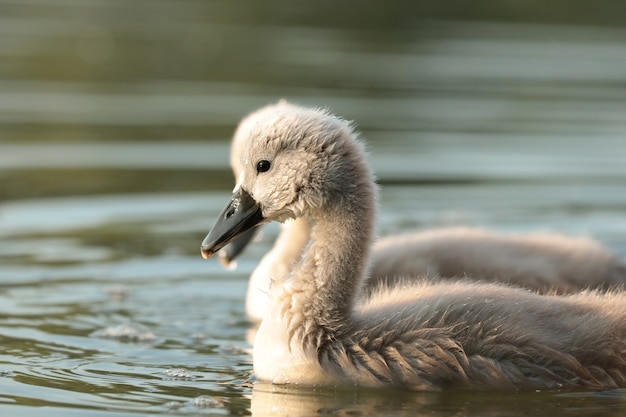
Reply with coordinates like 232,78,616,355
202,102,626,390
221,101,626,323
250,381,597,417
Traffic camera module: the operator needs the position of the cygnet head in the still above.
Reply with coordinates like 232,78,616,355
201,101,373,259
218,101,291,266
229,100,291,180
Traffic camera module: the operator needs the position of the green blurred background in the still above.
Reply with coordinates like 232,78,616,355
2,0,626,200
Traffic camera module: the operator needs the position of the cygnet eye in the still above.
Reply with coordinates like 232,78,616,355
256,160,271,173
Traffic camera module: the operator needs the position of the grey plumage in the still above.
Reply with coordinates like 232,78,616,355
224,102,626,322
201,101,626,390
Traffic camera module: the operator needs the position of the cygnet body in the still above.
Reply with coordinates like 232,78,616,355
201,102,626,390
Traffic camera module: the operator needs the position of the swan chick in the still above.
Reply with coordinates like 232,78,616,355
201,102,626,390
223,102,626,322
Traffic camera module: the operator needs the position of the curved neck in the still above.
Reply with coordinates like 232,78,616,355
307,204,374,319
272,176,377,343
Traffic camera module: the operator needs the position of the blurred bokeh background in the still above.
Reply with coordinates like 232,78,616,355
1,1,626,416
3,0,626,199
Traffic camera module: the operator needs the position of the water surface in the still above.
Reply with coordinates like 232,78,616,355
2,1,626,415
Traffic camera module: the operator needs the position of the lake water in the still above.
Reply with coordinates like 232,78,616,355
1,1,626,415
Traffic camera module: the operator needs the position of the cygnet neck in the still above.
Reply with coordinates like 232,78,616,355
273,163,377,344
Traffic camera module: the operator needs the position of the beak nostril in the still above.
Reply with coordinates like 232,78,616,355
225,197,241,219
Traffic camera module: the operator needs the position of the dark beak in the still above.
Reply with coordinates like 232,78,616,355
218,227,259,268
201,188,264,259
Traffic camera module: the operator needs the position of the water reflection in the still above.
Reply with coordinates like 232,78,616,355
251,383,626,417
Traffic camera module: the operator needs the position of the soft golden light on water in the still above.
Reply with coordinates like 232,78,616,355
1,0,626,415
